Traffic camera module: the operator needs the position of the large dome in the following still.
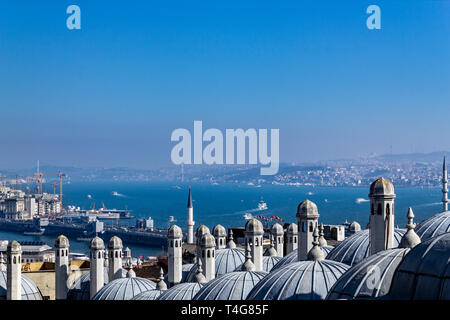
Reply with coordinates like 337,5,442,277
67,267,127,300
186,248,245,282
326,229,405,266
157,282,204,300
415,211,450,241
92,276,156,300
271,246,333,272
132,289,165,300
388,232,450,300
0,271,43,300
193,271,267,300
327,248,410,300
247,260,349,300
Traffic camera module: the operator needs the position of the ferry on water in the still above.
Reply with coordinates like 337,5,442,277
258,199,268,211
60,205,134,220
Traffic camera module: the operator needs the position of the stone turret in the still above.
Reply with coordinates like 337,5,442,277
296,200,320,260
7,241,22,300
286,223,298,254
168,225,183,286
200,233,216,282
89,237,105,299
212,225,227,249
108,236,123,282
270,223,284,257
245,218,264,271
55,235,70,300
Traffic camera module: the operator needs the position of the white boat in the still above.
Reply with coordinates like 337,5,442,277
355,198,369,204
112,191,120,196
243,213,253,220
258,199,268,210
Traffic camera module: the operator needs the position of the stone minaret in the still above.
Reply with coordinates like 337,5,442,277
186,186,195,244
286,223,298,254
108,236,123,282
7,241,22,300
168,225,183,287
55,235,70,300
89,237,105,299
195,225,210,264
212,224,226,249
296,200,320,260
443,156,448,212
244,218,264,271
270,223,284,257
200,233,216,282
369,177,396,255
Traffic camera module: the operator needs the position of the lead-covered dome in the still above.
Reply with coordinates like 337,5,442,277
92,276,156,300
193,270,268,300
415,211,450,241
369,178,395,196
271,246,334,272
297,200,319,218
0,272,43,300
327,229,405,266
157,282,204,300
327,248,410,300
132,288,165,300
186,248,245,282
388,232,450,300
247,260,349,300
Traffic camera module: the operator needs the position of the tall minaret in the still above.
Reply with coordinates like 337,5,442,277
55,235,70,300
186,186,195,244
443,156,448,212
369,177,396,255
89,237,105,299
200,233,216,282
108,236,123,282
296,200,319,260
286,223,298,255
244,218,264,271
168,225,183,287
7,241,22,300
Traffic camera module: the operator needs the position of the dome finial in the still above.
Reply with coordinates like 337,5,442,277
307,227,324,261
227,229,236,248
127,266,136,278
265,235,277,257
195,259,207,284
399,208,421,249
318,223,327,247
242,244,256,271
157,267,168,290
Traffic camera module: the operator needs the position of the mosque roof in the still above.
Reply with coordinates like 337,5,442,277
92,276,156,300
271,246,334,272
415,210,450,241
0,271,43,300
131,289,165,300
326,228,405,266
157,282,204,300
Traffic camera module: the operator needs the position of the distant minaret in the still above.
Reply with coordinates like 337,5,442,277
108,236,123,282
55,235,70,300
168,225,183,287
7,241,22,300
89,237,105,299
443,156,448,212
186,186,195,244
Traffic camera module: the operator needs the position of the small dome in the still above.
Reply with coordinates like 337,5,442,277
168,225,183,238
90,237,105,250
349,222,361,234
296,200,319,218
55,235,69,248
92,277,156,300
212,225,226,238
157,282,204,300
271,246,334,272
327,248,410,300
326,229,405,266
245,218,264,235
200,233,215,248
196,225,210,239
7,241,21,253
193,271,268,300
67,267,127,300
388,232,450,300
0,271,43,300
287,223,298,234
132,289,165,300
271,223,284,236
185,248,245,282
247,260,349,300
415,210,450,241
369,178,395,197
108,236,123,249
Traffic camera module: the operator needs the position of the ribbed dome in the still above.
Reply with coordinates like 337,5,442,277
415,211,450,241
245,219,264,235
157,282,204,300
297,200,319,218
327,229,405,266
388,232,450,300
67,267,127,300
186,248,245,282
168,225,183,238
131,289,165,300
247,260,349,300
369,177,395,196
92,277,156,300
271,246,334,272
0,272,43,300
193,271,268,300
327,248,410,300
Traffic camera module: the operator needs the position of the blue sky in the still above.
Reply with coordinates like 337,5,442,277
0,1,449,169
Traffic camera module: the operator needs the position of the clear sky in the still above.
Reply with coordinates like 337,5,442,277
0,1,449,169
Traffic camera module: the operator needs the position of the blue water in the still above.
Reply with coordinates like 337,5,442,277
0,182,443,258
